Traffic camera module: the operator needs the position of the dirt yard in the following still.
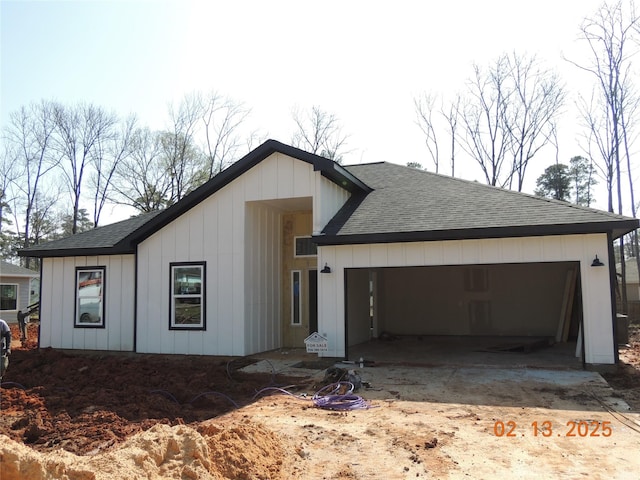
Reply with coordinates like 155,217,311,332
1,323,639,479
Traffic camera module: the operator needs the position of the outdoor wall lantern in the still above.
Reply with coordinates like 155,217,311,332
591,255,605,267
321,263,332,273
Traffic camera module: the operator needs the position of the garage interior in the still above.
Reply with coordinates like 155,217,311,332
345,262,585,368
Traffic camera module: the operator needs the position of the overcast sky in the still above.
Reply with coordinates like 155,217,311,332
1,0,612,220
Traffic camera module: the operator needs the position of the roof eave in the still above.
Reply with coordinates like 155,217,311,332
18,245,135,258
315,162,372,193
0,273,39,278
314,220,640,246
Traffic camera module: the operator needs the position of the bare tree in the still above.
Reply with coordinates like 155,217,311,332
0,143,18,237
415,53,565,188
456,53,564,189
506,53,566,191
111,128,172,212
577,92,615,210
291,106,349,162
89,114,137,227
548,121,561,166
19,192,61,269
26,192,61,246
414,93,462,177
569,1,639,212
199,91,251,178
52,102,118,234
620,80,640,268
458,56,514,187
3,100,59,267
245,131,269,153
0,144,19,261
443,95,461,177
414,93,441,173
162,95,208,203
110,90,251,213
569,0,640,313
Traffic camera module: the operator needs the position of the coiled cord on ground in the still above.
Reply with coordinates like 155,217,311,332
312,382,372,410
588,390,640,435
252,386,307,400
149,389,239,408
149,381,372,411
189,391,239,408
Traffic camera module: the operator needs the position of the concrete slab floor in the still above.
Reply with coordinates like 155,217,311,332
347,335,583,369
244,335,583,373
242,336,632,413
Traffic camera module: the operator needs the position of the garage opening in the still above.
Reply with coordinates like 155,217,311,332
345,262,583,367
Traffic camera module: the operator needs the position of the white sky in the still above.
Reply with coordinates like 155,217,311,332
0,0,614,222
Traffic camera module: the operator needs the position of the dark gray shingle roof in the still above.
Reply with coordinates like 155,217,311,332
20,210,162,257
316,162,637,244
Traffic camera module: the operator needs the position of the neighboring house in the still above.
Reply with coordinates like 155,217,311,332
0,260,40,323
20,140,639,365
616,257,640,302
615,257,640,325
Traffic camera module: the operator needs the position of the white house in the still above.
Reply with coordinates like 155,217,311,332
21,140,639,365
0,260,39,323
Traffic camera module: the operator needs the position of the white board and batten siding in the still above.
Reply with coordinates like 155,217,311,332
318,233,617,365
136,152,351,356
245,202,281,354
314,176,350,235
39,255,135,351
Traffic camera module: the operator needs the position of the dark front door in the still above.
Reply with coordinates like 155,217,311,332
309,269,318,334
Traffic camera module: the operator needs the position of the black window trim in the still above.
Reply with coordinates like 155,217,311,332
74,266,106,329
169,261,206,331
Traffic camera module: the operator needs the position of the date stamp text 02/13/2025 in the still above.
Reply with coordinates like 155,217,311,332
493,420,613,438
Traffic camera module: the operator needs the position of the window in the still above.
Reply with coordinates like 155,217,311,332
170,262,205,330
291,270,301,325
294,236,317,257
0,284,18,311
75,267,105,328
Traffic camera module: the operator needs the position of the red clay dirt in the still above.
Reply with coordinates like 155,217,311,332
1,323,639,479
1,324,294,456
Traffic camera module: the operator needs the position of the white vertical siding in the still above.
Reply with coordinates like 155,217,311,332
318,233,615,364
245,202,281,353
136,234,163,353
314,176,350,234
578,234,616,364
293,158,314,196
405,243,425,266
39,255,135,351
137,152,348,356
387,244,405,266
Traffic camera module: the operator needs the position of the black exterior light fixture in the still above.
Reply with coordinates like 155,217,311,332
591,255,605,267
321,263,332,273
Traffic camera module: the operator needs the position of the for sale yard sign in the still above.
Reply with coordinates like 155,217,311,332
304,332,329,353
